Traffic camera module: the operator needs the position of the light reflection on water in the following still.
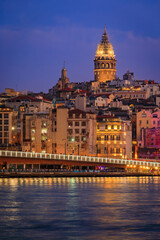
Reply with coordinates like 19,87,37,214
0,177,160,240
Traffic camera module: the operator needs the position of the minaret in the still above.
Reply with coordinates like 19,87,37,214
94,26,116,82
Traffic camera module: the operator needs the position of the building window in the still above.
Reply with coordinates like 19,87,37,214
111,125,114,129
81,136,86,142
75,136,79,142
0,120,2,125
104,135,108,140
146,120,148,124
82,122,86,126
82,114,86,118
105,125,108,129
153,114,157,118
4,132,9,137
4,120,8,125
75,129,79,134
97,136,101,140
4,138,8,144
69,114,73,119
4,126,8,131
140,120,142,125
75,122,79,126
153,121,155,125
116,148,120,153
68,121,73,127
0,114,2,119
81,129,86,134
4,114,9,118
75,114,79,118
116,135,120,140
68,129,73,135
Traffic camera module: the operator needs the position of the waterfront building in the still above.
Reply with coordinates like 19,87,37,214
0,105,13,146
53,108,96,155
137,109,160,148
96,115,132,159
136,109,160,142
94,26,116,82
140,128,160,149
21,112,53,153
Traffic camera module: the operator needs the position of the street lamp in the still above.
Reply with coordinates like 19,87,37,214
78,144,79,155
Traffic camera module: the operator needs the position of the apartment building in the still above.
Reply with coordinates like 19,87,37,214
96,116,132,159
0,105,13,146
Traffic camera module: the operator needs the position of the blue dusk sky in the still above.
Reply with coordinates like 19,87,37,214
0,0,160,93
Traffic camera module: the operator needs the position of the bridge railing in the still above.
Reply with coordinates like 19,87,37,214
0,150,160,168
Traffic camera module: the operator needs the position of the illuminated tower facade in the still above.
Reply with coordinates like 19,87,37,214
94,26,116,82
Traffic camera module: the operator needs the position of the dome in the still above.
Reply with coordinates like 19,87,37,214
96,26,115,58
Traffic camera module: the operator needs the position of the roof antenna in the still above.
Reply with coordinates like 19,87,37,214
63,60,65,69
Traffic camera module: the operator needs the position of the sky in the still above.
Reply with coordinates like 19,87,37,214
0,0,160,93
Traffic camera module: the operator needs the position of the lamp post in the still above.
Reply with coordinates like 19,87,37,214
78,144,79,155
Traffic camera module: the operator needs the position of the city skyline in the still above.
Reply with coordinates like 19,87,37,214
0,0,160,92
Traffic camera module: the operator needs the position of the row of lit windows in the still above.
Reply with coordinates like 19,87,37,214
97,147,121,154
97,125,121,130
116,94,145,98
97,135,121,141
68,136,86,142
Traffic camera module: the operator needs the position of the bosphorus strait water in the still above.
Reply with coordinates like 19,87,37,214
0,177,160,240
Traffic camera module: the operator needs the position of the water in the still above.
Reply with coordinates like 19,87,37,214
0,177,160,240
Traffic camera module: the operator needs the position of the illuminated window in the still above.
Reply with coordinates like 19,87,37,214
41,129,47,134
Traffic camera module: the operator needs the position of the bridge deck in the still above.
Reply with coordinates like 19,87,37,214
0,150,159,169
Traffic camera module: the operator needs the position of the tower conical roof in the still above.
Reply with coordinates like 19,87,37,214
96,26,115,58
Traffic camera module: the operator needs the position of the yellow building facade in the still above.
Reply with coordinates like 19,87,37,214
96,116,132,159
